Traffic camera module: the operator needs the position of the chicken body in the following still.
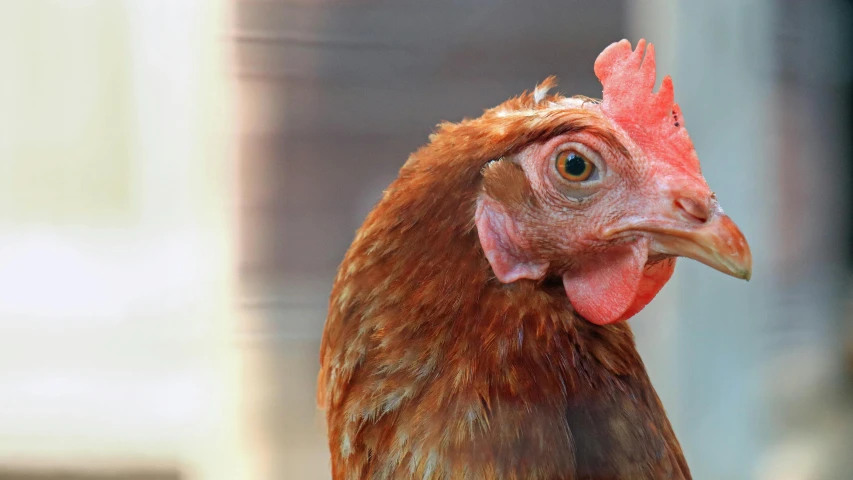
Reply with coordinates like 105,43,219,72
318,40,750,479
321,246,687,478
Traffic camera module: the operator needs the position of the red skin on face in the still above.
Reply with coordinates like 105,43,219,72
475,39,707,325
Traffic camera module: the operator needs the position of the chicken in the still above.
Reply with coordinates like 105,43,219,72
318,39,752,479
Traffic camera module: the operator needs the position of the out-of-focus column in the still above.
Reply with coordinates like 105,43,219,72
0,1,238,479
627,2,776,479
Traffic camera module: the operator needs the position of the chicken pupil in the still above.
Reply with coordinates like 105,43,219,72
565,154,587,176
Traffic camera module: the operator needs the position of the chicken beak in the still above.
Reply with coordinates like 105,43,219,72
611,201,753,281
650,211,752,280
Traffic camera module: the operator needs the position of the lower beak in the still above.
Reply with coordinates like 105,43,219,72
617,208,753,281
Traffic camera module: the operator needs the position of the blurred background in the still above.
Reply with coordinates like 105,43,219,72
1,0,852,479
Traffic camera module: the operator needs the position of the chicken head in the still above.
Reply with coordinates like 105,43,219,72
475,39,752,326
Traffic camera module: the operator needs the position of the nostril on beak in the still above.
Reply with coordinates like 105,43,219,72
674,197,710,223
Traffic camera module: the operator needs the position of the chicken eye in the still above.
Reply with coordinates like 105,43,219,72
556,151,596,182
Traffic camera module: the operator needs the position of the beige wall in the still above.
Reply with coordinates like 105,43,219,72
0,2,239,479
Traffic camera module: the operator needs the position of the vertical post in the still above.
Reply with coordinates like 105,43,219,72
627,2,775,479
0,1,239,478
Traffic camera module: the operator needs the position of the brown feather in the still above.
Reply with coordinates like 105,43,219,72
318,81,690,479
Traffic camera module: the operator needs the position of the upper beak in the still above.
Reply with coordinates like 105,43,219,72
610,200,753,281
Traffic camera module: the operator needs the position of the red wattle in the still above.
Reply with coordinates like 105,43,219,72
562,239,674,325
616,257,675,322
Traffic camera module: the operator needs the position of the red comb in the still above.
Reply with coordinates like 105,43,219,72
594,39,700,174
